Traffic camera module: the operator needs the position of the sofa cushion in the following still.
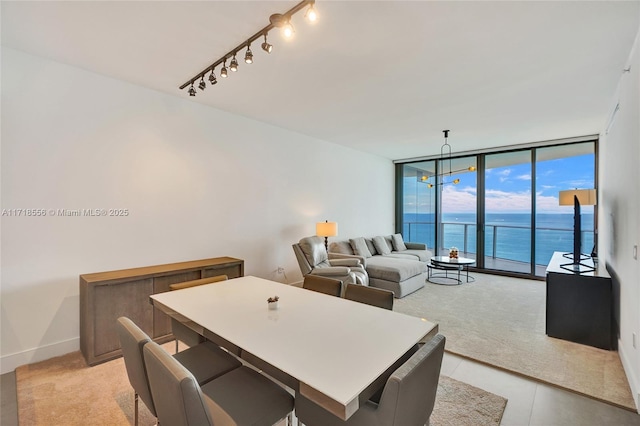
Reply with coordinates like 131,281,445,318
330,241,354,255
350,237,372,258
365,257,426,282
365,238,378,256
386,252,421,261
373,236,392,255
401,249,431,262
391,233,407,251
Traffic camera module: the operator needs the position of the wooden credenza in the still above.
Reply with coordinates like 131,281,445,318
80,256,244,366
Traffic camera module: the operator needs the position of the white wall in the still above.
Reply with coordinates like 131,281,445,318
599,28,640,409
0,48,395,373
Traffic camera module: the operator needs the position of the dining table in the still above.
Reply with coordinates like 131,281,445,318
150,275,438,420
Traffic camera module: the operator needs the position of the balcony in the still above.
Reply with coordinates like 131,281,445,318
403,220,594,277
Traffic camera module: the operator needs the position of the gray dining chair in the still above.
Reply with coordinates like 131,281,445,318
295,334,446,426
169,274,229,352
302,275,343,297
116,316,241,426
143,340,294,426
344,283,395,310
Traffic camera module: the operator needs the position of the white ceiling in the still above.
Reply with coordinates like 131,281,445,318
2,1,639,160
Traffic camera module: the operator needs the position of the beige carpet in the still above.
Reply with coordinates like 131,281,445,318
395,273,636,411
16,349,506,425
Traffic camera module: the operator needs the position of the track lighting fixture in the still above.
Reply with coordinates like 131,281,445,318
244,45,253,64
221,60,228,78
230,54,238,72
180,0,316,96
261,34,273,54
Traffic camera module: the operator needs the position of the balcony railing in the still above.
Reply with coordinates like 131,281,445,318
403,220,594,269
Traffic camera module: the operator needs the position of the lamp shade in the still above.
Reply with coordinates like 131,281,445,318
316,221,338,237
559,189,597,206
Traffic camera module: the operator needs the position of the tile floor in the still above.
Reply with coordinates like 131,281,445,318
441,352,640,426
2,352,639,426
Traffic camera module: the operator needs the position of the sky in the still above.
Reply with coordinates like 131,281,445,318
405,153,595,214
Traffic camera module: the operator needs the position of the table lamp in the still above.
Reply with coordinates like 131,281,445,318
316,220,338,252
558,189,596,273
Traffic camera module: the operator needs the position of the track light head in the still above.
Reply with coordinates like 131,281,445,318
230,54,238,72
208,70,217,85
244,46,253,64
262,34,273,53
282,22,295,38
221,60,228,78
188,83,196,96
270,13,294,38
198,76,206,91
305,3,318,22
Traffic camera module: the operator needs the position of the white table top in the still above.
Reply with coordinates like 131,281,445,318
431,255,476,265
150,276,437,420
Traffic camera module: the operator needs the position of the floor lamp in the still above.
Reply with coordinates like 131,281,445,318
316,220,338,252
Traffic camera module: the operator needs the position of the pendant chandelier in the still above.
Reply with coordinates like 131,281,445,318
418,130,476,188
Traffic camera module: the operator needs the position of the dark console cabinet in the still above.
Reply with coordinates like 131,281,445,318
546,252,614,350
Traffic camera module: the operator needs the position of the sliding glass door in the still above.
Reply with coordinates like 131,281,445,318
400,161,436,250
484,151,532,274
534,143,595,276
438,157,477,258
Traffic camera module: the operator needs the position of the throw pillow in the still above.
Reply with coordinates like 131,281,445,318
365,238,378,256
373,236,392,255
391,233,407,251
350,237,373,258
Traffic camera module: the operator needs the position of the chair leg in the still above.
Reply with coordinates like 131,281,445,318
175,338,179,354
134,392,139,426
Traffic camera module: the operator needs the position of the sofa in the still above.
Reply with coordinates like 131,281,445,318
329,234,432,298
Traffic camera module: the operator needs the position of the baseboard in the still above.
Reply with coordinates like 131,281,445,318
1,337,79,375
618,337,640,413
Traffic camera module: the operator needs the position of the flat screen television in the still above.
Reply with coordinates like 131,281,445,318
561,195,595,273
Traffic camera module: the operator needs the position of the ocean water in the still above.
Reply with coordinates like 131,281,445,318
402,213,594,266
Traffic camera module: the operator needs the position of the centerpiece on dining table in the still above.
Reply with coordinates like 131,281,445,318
267,295,279,310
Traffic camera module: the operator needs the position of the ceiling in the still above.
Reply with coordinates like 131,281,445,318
2,1,639,160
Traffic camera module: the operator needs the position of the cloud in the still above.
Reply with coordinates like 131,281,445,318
516,174,531,181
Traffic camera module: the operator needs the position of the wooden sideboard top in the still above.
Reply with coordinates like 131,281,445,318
80,256,244,283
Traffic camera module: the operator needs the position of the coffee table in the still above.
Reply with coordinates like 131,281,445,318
428,256,476,285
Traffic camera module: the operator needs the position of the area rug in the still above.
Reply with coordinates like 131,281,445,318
16,350,507,425
395,273,636,411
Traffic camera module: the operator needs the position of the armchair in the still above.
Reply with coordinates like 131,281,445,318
293,236,368,285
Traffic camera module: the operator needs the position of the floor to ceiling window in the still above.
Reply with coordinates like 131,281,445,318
534,143,596,276
396,138,596,279
438,157,477,258
400,161,436,251
484,151,532,274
